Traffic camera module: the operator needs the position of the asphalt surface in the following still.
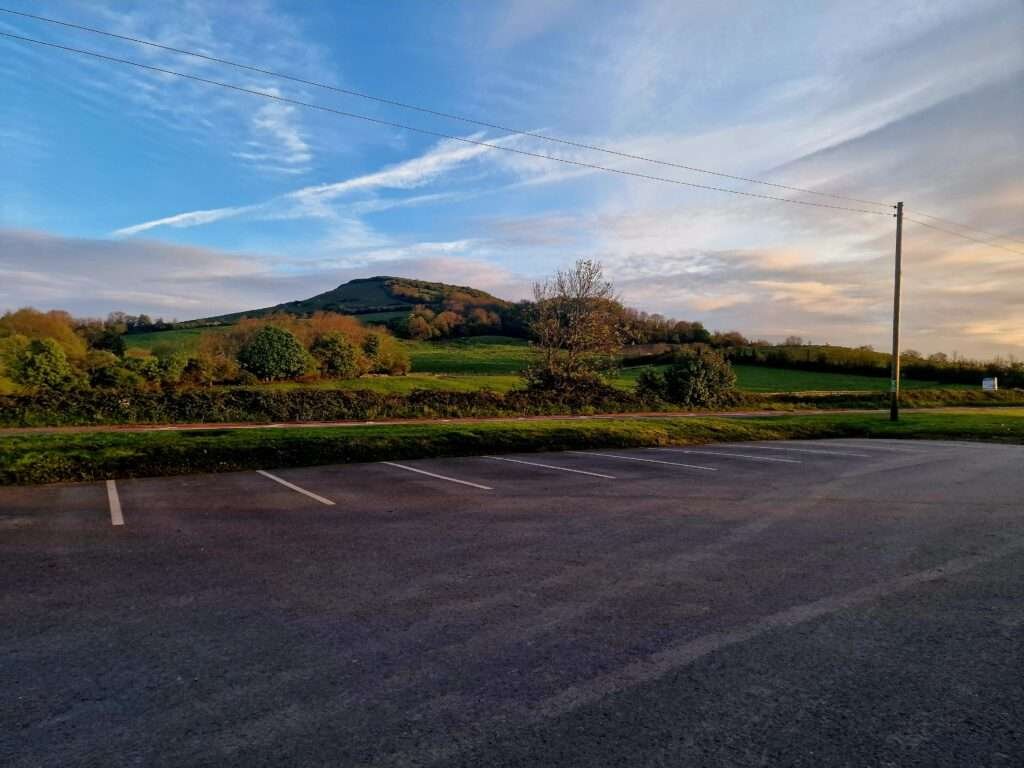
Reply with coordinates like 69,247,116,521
2,439,1022,767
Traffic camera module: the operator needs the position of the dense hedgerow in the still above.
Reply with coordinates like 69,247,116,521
1,385,1022,428
0,383,653,427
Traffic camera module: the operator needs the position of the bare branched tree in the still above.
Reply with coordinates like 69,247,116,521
526,259,622,389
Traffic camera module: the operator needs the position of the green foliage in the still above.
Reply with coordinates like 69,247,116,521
637,349,737,407
362,333,381,358
237,326,311,381
311,332,360,378
92,329,127,357
368,335,411,374
124,354,163,382
9,338,74,389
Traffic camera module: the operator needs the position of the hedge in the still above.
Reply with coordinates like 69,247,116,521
0,386,1021,429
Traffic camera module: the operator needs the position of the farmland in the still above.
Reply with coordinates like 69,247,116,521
122,331,973,394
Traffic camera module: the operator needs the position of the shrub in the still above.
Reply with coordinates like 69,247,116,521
362,333,380,358
238,326,311,381
157,352,189,385
311,332,360,378
9,338,74,390
124,353,163,383
637,349,737,407
92,329,126,357
369,334,410,375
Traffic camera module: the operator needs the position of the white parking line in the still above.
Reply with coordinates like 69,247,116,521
720,444,870,457
570,451,717,471
381,462,494,490
484,455,616,479
651,447,801,464
256,470,335,505
106,479,124,526
792,441,925,453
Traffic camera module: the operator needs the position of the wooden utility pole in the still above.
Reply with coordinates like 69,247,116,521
890,201,904,421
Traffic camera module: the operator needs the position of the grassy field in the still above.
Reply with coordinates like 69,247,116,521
4,409,1022,485
404,336,531,374
124,330,972,394
729,365,970,392
124,326,228,353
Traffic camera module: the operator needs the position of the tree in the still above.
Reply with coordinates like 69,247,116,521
784,335,804,346
525,259,622,390
92,329,127,357
311,332,360,378
0,308,87,359
368,335,411,374
237,326,310,381
406,314,433,340
636,349,736,407
362,333,381,358
10,338,73,389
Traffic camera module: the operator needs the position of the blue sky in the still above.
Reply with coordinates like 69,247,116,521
1,0,1022,356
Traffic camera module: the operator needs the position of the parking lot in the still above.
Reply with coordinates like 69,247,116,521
3,438,1024,767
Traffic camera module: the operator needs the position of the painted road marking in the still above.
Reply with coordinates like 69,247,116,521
570,451,717,472
256,470,335,506
106,480,124,526
795,441,925,453
651,447,801,464
723,444,870,458
484,455,616,479
381,462,494,491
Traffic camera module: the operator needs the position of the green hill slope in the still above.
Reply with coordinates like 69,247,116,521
184,276,510,326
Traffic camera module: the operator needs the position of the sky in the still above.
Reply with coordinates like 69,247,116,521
1,0,1022,358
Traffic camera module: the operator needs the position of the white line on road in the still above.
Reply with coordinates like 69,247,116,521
256,470,335,505
651,447,801,464
484,455,616,479
791,441,925,453
106,479,124,526
721,444,870,458
570,451,717,471
381,462,493,490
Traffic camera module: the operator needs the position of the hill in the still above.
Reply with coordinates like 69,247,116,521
183,276,511,326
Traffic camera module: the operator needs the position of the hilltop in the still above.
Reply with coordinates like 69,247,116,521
183,276,511,326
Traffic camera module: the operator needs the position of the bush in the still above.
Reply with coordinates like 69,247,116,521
237,326,310,381
311,332,360,378
9,338,74,390
369,335,411,375
636,349,737,407
92,329,126,357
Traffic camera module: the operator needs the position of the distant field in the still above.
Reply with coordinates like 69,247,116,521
124,326,228,353
405,336,531,374
124,330,970,393
352,311,408,325
730,365,970,392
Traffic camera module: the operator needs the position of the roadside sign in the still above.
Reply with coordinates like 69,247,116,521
982,377,998,391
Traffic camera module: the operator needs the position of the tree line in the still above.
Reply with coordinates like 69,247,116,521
0,308,409,394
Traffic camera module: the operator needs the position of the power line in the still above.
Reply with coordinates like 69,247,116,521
903,216,1024,256
902,209,1024,249
0,6,894,210
0,30,894,217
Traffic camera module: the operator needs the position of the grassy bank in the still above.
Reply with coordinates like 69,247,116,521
3,409,1022,485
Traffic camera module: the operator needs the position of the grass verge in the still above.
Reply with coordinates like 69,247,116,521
3,409,1022,485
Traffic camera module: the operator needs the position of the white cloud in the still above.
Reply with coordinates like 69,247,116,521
113,134,499,236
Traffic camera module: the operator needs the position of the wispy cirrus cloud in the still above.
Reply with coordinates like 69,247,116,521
112,134,500,236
